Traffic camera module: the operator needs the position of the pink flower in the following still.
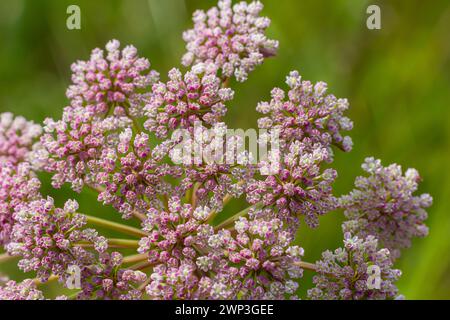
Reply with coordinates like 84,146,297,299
67,39,159,118
0,112,42,164
0,162,41,247
182,0,278,82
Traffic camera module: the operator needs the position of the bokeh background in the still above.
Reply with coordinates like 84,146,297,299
0,0,449,299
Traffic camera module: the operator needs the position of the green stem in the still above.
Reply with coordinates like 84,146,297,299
122,254,148,265
0,252,17,264
222,194,233,207
206,194,232,224
132,117,143,134
123,100,143,134
185,187,193,204
86,184,105,194
75,238,140,249
85,215,147,238
161,194,169,212
214,201,263,231
129,261,154,271
107,238,140,248
221,77,230,88
138,276,152,291
85,184,145,222
33,274,59,286
294,261,318,272
132,210,147,222
191,182,202,207
332,141,347,152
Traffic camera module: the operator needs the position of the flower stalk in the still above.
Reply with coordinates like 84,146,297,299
0,0,431,301
75,238,140,249
214,201,263,231
84,215,148,238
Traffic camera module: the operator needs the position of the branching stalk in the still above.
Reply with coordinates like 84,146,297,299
294,261,318,272
214,201,263,231
86,184,105,194
132,210,147,221
84,214,147,238
33,274,59,286
75,238,140,249
122,253,148,265
129,261,154,271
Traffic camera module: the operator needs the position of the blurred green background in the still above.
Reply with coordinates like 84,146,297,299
0,0,449,299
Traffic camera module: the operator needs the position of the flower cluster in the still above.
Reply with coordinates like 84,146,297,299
0,162,41,247
0,112,42,164
0,279,44,300
96,129,181,219
340,157,433,260
246,138,337,228
145,211,304,300
0,0,432,301
138,196,205,267
308,233,402,300
257,71,353,153
144,65,234,138
67,39,159,118
76,252,147,300
241,71,354,230
7,197,104,282
37,106,132,192
182,0,278,82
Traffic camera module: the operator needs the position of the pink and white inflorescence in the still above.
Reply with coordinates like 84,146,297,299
308,233,402,300
0,0,432,300
0,279,44,300
0,112,42,164
144,65,234,138
340,157,433,260
182,0,278,82
0,162,41,247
